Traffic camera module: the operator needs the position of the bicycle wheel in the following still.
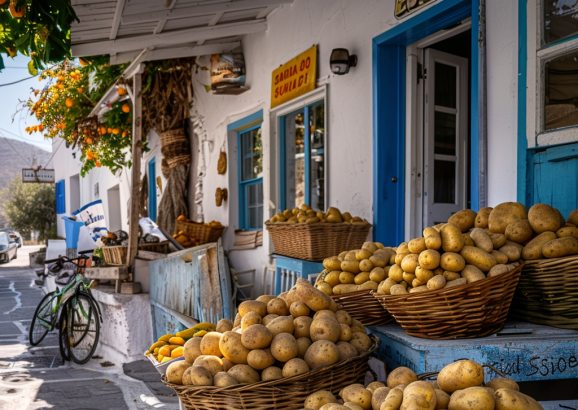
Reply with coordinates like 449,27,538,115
29,291,58,346
66,293,100,364
58,302,71,361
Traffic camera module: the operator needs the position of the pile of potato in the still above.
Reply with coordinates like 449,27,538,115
146,322,216,364
268,204,366,224
300,359,543,410
165,278,374,387
315,203,578,296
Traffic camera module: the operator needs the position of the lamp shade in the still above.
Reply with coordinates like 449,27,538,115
330,48,357,75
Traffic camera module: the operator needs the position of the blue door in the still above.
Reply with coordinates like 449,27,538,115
148,158,157,222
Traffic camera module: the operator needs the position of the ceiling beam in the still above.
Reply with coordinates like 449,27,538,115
72,19,266,56
109,0,127,40
110,41,241,65
256,5,277,19
154,0,178,34
121,0,292,25
197,11,224,46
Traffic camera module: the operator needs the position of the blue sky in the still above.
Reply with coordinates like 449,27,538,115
0,54,51,152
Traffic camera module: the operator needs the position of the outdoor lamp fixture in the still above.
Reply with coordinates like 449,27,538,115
330,48,357,75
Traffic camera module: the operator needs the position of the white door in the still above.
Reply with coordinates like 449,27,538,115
423,48,469,227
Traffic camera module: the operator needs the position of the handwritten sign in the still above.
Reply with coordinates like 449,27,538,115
271,45,317,109
22,169,55,183
395,0,437,19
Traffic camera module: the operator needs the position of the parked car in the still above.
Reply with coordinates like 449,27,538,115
0,232,18,263
0,229,21,248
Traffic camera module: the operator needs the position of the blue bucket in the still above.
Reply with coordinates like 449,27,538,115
62,216,84,249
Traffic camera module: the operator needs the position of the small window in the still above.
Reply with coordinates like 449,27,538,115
544,50,578,131
543,2,578,46
239,126,263,230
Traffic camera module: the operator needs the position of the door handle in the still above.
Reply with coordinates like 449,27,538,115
391,177,397,183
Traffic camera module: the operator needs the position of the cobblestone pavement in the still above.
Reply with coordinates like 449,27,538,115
0,247,179,410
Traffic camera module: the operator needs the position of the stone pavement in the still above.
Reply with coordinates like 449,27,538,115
0,246,180,410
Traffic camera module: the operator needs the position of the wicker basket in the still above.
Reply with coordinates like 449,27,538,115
162,335,379,410
265,221,371,262
373,262,524,339
102,241,170,265
175,219,226,246
331,290,394,326
509,255,578,329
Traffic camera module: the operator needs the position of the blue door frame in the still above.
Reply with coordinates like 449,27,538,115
372,0,479,246
148,157,157,222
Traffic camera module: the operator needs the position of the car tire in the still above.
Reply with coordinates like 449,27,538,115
13,251,17,260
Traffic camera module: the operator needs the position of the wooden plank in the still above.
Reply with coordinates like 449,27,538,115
161,14,215,32
84,266,129,280
136,250,168,261
121,281,141,294
110,0,127,39
217,238,233,319
72,0,116,7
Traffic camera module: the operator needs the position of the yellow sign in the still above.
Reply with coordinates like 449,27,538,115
271,45,317,109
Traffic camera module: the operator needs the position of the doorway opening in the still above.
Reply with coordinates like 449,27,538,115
107,185,122,232
406,23,472,238
69,174,80,213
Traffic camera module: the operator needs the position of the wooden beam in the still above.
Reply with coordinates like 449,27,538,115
111,41,240,65
256,5,277,19
121,0,292,24
72,19,266,56
109,0,127,40
154,0,179,34
197,11,224,46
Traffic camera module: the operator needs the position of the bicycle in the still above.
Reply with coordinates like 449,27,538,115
29,254,103,364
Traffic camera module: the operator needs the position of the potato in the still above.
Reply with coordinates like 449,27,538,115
233,313,242,328
370,267,387,282
461,265,486,283
247,348,275,370
490,233,507,249
241,311,263,330
227,364,260,384
260,365,282,381
256,295,276,304
401,381,436,410
183,338,203,364
310,316,341,343
305,391,339,410
487,264,509,278
357,249,373,261
262,314,279,326
345,251,358,262
200,332,223,357
568,209,578,226
441,223,465,252
401,254,419,273
282,357,310,378
337,341,358,359
265,298,288,316
238,300,267,317
448,209,477,232
437,360,483,393
288,301,310,318
542,236,578,258
387,366,418,388
408,237,427,254
288,316,310,340
505,219,533,244
193,355,224,377
390,284,408,295
362,242,379,253
427,275,446,290
366,382,387,394
355,272,371,285
470,228,493,253
522,231,557,260
350,319,366,334
342,260,361,274
486,377,519,392
389,264,404,282
344,403,364,410
294,279,333,311
557,226,578,238
434,389,450,410
488,202,528,234
267,315,295,337
340,384,373,410
494,388,544,410
314,309,337,321
445,278,467,288
219,331,250,364
216,318,234,333
475,207,493,228
410,285,428,293
419,250,441,270
295,336,311,358
369,387,390,410
528,203,562,233
334,284,360,294
304,340,340,369
338,272,355,285
395,253,410,266
324,257,343,271
381,387,403,410
499,244,522,262
423,227,442,250
378,278,397,295
335,310,353,326
433,267,444,276
360,260,374,272
270,332,298,362
491,250,509,264
166,360,191,385
338,324,352,342
370,254,389,268
449,386,495,410
182,365,213,386
460,246,497,272
241,324,273,349
443,271,461,281
412,278,426,288
359,281,379,291
221,357,234,372
440,252,466,272
213,371,238,387
463,233,475,246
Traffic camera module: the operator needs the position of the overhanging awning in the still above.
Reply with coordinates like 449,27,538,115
70,0,293,64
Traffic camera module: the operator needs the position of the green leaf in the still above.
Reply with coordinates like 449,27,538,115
15,33,30,47
203,85,212,93
27,59,38,76
200,66,209,71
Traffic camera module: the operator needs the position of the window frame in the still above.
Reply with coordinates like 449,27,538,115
238,124,264,231
148,157,157,222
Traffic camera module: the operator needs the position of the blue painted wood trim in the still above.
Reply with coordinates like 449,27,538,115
148,157,157,222
470,0,480,211
304,104,311,206
517,0,529,207
228,109,264,132
279,115,286,211
236,120,263,231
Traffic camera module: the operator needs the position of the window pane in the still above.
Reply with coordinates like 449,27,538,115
544,1,578,45
309,103,325,211
434,111,456,155
434,160,456,204
246,182,263,229
285,110,306,210
434,62,457,109
544,50,578,131
240,127,263,181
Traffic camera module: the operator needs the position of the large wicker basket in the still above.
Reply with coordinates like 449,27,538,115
162,335,378,410
331,290,394,326
373,262,524,339
175,219,226,246
265,221,371,261
102,241,170,265
509,255,578,329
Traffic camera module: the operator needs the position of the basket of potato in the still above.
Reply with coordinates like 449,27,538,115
299,359,543,410
265,204,371,261
314,242,395,326
161,278,379,410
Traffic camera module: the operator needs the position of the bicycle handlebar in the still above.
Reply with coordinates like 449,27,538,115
44,249,94,264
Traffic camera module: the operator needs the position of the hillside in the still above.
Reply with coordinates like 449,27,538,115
0,137,53,228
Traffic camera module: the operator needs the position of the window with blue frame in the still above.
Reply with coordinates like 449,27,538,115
280,100,325,211
238,125,264,230
55,180,65,214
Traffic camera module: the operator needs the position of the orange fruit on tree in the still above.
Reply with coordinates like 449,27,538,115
38,124,44,132
77,88,83,93
107,128,112,133
112,128,120,135
9,2,25,18
117,87,126,96
86,137,93,144
121,104,130,113
95,161,102,168
122,131,127,138
58,76,65,82
65,98,74,108
57,83,64,90
0,0,8,5
79,58,88,66
7,46,17,58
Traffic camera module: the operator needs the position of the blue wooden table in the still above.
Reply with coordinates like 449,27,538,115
273,254,324,295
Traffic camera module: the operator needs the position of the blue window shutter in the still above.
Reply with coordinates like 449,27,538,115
56,180,65,214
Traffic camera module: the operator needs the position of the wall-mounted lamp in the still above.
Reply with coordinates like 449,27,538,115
330,48,357,75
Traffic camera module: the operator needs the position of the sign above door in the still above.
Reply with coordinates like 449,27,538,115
395,0,438,19
271,45,317,109
22,169,55,183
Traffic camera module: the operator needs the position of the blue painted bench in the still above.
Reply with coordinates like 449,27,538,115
273,255,324,295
